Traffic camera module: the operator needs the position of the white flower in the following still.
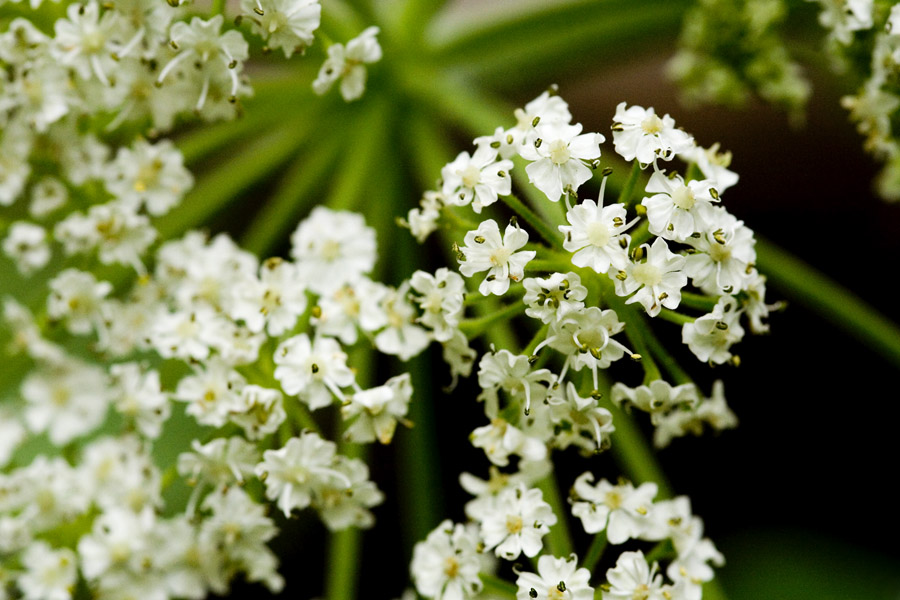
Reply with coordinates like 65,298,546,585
440,144,513,213
613,238,687,317
410,520,483,600
547,307,632,389
342,373,412,444
470,418,547,467
523,271,587,325
681,142,739,194
641,168,719,242
173,359,246,427
314,456,383,531
2,222,50,275
374,282,431,361
47,268,112,335
571,473,657,544
458,219,535,296
611,102,693,164
500,90,573,159
22,362,110,446
312,26,381,101
546,382,615,453
560,193,633,274
230,385,286,440
410,267,465,342
255,432,350,517
682,297,745,364
274,334,355,409
29,176,68,217
811,0,873,44
684,207,756,295
652,380,738,448
240,0,321,58
611,379,699,425
109,362,170,438
477,349,553,417
105,138,193,216
228,257,308,336
602,550,673,600
52,1,122,85
480,483,557,560
18,541,78,600
515,554,594,600
290,206,377,295
520,122,603,201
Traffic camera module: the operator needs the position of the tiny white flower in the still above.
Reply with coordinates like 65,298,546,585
458,219,535,296
571,473,657,544
2,222,50,275
342,373,412,444
470,418,547,467
441,144,513,213
611,379,699,425
312,26,381,101
641,168,719,242
409,267,465,342
523,271,588,324
273,333,355,409
682,297,745,364
611,102,693,164
240,0,321,58
560,193,633,274
19,541,78,600
520,122,604,201
515,554,594,600
410,520,483,600
612,237,687,317
602,550,673,600
480,483,557,560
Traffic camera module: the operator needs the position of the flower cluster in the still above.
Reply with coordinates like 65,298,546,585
404,90,778,599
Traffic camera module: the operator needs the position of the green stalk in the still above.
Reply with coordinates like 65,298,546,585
499,193,565,249
459,300,526,340
756,236,900,369
657,309,695,326
617,161,642,209
240,134,342,255
536,473,574,557
581,530,608,575
679,291,719,312
640,322,693,385
479,573,518,598
156,115,315,239
325,438,367,600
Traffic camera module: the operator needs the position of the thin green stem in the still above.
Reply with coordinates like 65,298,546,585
679,291,718,312
523,323,550,356
527,258,572,273
211,0,226,16
617,162,642,209
499,193,564,250
325,439,366,600
479,573,518,598
656,309,695,326
581,530,608,576
641,320,692,385
459,300,525,340
536,473,574,557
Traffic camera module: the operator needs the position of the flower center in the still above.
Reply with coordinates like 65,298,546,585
708,242,732,263
490,246,512,267
548,139,571,165
320,239,341,261
632,262,662,287
605,490,622,510
640,114,664,135
585,221,611,247
460,164,482,189
506,515,524,534
672,185,695,210
443,557,460,578
632,584,651,600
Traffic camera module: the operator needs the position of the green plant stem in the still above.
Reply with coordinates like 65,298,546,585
657,309,694,326
640,322,693,385
536,473,574,557
756,236,900,369
523,323,550,355
679,291,718,312
211,0,226,16
499,193,564,249
581,530,608,575
617,161,642,209
459,300,525,340
479,573,518,598
325,440,366,600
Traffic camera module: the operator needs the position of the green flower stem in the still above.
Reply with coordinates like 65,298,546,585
283,394,321,436
240,134,342,255
656,309,694,326
459,299,525,340
527,258,573,273
581,530,608,575
640,319,692,385
325,441,367,600
537,473,574,557
612,302,662,383
479,573,518,598
441,207,481,233
511,162,568,233
325,99,391,211
429,0,690,84
596,378,672,498
499,193,565,250
156,115,316,239
617,161,642,209
679,291,718,312
211,0,226,16
756,235,900,370
644,539,674,563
